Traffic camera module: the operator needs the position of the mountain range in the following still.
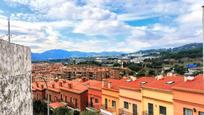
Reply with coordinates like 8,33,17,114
32,43,202,61
32,50,123,61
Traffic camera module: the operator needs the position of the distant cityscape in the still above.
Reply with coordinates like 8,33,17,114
0,0,204,115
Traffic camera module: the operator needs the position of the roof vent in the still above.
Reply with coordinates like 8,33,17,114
184,76,195,82
165,81,175,84
155,75,164,80
140,81,147,85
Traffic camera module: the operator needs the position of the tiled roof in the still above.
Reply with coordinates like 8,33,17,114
49,102,65,109
120,77,155,90
143,76,184,92
173,74,204,93
88,80,102,90
102,78,127,91
32,79,89,94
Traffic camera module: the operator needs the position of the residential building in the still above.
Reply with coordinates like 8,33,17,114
119,77,154,115
173,75,204,115
101,79,126,115
87,80,102,111
32,78,89,111
142,75,184,115
32,82,46,100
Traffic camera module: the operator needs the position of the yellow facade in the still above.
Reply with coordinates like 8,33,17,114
102,88,120,115
142,88,174,115
119,88,142,115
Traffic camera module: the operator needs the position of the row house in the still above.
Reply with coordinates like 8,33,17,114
142,75,184,115
119,77,154,115
33,74,204,115
100,79,127,115
173,75,204,115
32,78,89,111
87,80,102,111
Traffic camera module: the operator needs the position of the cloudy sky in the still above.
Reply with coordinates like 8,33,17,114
0,0,203,53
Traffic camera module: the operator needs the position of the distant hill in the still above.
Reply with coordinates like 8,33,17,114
132,43,202,55
32,49,123,61
172,43,202,52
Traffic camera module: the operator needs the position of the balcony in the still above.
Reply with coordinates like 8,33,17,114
86,103,101,111
100,105,116,115
119,108,136,115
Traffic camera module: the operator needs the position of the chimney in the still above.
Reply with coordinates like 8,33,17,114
41,85,44,89
82,77,87,82
63,80,66,83
59,82,63,87
108,82,112,88
156,75,164,80
68,83,72,89
184,76,195,82
102,79,106,88
36,82,39,87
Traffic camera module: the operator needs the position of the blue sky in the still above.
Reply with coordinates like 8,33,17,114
0,0,203,53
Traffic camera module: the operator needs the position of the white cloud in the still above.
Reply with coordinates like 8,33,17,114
2,0,203,53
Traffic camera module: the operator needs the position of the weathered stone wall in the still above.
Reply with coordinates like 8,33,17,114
0,39,32,115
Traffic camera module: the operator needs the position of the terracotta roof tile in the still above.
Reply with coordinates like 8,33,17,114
49,102,65,109
173,74,204,93
143,76,184,92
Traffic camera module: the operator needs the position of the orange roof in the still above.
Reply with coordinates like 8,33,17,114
173,74,204,93
88,80,102,90
49,102,65,109
120,77,155,90
32,78,89,94
58,79,88,94
102,78,127,91
143,76,184,92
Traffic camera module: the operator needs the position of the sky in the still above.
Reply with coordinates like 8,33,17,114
0,0,203,53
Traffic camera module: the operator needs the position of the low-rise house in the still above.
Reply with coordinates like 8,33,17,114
87,80,102,111
142,75,184,115
119,77,154,115
101,79,126,115
32,82,46,100
173,75,204,115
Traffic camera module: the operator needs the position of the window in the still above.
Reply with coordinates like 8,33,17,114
70,97,73,103
65,96,67,102
199,111,204,115
105,98,108,109
49,95,51,101
75,98,78,107
183,108,193,115
159,106,166,115
133,104,137,115
148,103,154,115
95,98,98,103
124,101,129,109
112,100,116,108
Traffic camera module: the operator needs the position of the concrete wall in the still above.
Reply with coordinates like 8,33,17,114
0,39,32,115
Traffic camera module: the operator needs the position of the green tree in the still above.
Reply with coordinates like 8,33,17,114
53,107,72,115
80,111,99,115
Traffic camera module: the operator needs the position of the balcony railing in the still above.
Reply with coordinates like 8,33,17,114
87,103,101,110
119,108,136,115
101,105,117,113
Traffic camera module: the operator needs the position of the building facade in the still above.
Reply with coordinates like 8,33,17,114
173,75,204,115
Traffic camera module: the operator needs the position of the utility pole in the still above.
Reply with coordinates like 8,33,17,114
8,17,10,43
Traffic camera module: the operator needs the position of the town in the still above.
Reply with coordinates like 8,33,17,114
32,63,204,115
0,0,204,115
